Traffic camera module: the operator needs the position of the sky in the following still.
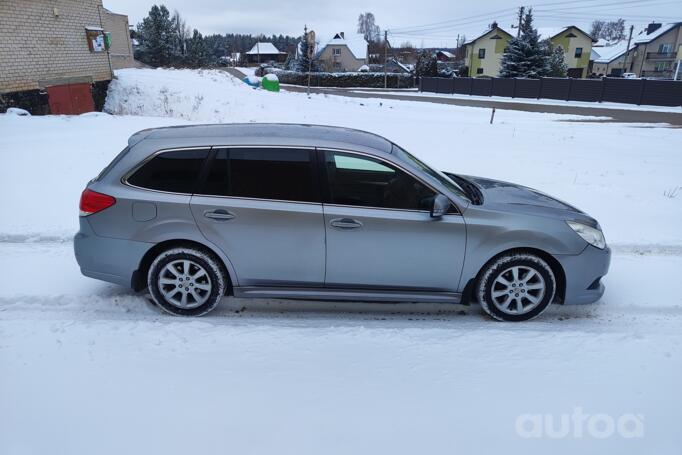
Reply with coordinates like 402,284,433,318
105,0,681,47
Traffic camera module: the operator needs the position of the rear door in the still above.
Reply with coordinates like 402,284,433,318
320,150,466,291
191,147,326,286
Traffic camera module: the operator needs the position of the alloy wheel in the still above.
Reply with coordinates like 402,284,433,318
157,259,212,309
490,265,546,315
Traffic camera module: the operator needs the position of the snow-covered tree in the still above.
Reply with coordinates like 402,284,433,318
137,5,175,67
415,50,438,78
357,12,381,42
186,29,209,68
499,9,548,78
545,43,568,77
297,35,311,72
171,10,191,57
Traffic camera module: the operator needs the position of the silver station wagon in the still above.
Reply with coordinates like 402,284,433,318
75,124,610,321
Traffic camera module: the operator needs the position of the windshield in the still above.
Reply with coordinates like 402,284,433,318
392,145,470,201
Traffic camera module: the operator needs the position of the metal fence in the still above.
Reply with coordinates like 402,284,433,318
419,77,682,107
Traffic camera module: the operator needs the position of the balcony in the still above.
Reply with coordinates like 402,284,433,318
646,52,676,60
641,70,673,79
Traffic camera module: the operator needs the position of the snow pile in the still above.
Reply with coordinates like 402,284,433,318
3,107,30,116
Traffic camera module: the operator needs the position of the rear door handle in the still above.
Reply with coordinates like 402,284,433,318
330,218,363,229
204,209,235,221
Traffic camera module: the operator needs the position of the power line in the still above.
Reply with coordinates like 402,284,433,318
388,0,672,35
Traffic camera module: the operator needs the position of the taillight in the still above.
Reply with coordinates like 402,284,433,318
79,189,116,216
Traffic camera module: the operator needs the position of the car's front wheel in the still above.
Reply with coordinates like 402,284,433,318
148,246,227,316
477,252,556,322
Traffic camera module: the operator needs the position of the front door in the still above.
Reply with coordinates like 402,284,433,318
191,147,325,286
321,150,466,291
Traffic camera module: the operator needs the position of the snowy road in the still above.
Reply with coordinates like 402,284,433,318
1,241,681,454
1,68,681,454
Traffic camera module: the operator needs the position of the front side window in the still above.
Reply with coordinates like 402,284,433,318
574,47,583,58
478,48,486,59
324,151,434,210
333,48,341,55
202,148,317,203
127,149,209,193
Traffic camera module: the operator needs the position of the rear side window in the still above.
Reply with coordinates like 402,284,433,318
201,148,317,203
127,149,209,193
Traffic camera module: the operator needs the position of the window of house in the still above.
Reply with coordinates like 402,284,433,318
201,148,317,203
127,149,209,193
658,43,673,53
333,48,341,55
476,68,484,74
85,27,106,52
323,151,435,211
478,48,486,59
654,61,672,72
574,47,583,58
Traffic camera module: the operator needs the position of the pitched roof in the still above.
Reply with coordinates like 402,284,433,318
463,25,512,45
593,41,634,63
246,42,286,55
633,22,682,44
538,26,595,42
318,33,368,59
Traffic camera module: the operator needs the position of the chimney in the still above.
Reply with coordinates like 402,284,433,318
647,22,662,34
340,32,345,39
491,21,498,30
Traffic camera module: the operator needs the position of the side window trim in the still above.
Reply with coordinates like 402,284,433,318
121,146,212,195
317,147,460,214
193,145,322,205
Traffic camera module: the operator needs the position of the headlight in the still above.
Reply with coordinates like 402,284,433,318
566,221,606,249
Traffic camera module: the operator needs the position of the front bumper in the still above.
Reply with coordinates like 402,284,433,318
555,244,611,305
74,218,152,288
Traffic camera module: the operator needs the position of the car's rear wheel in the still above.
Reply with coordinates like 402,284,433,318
477,253,556,322
148,246,226,316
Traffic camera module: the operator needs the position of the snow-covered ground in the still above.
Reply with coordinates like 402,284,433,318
1,68,681,454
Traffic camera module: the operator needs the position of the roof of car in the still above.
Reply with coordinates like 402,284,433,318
129,123,394,154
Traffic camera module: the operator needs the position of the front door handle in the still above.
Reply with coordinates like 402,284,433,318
330,218,363,229
204,209,235,221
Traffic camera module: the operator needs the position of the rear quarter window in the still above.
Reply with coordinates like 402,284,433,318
126,149,209,193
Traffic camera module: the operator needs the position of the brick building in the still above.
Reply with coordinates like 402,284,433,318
0,0,134,114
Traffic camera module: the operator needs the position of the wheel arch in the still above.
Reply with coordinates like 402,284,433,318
132,239,235,293
464,247,566,305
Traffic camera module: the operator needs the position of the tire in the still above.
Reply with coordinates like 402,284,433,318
147,246,227,316
477,253,556,322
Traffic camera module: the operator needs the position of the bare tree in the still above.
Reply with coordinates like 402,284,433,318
590,20,605,40
591,18,626,43
171,9,191,56
357,12,381,42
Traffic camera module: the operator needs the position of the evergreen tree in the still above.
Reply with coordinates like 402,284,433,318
546,43,567,77
137,5,175,67
415,50,437,78
186,29,209,68
297,31,312,72
499,9,549,78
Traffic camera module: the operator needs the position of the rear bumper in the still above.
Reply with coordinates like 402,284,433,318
555,244,611,305
74,218,152,288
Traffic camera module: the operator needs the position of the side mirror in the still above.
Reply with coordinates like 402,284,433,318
430,194,450,218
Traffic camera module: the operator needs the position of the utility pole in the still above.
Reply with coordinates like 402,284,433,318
257,41,260,65
515,6,525,37
622,24,634,74
384,30,389,89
